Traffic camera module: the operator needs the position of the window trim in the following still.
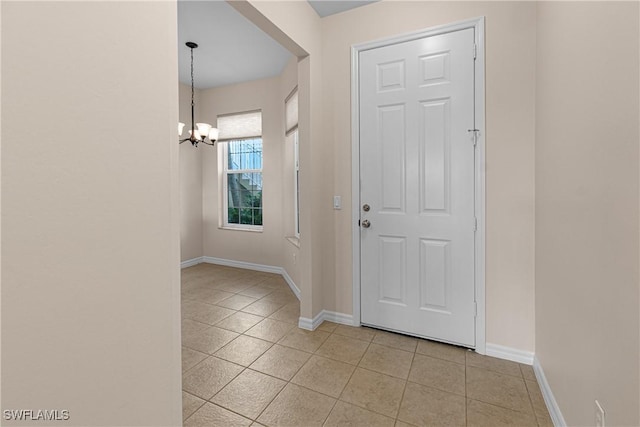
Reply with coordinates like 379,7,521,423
220,138,264,232
285,87,299,136
293,130,300,238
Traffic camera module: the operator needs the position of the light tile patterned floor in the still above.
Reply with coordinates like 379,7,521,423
181,263,552,427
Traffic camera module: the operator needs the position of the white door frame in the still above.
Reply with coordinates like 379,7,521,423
351,17,486,354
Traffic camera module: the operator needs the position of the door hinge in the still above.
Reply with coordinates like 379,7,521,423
467,128,479,146
473,43,477,60
473,217,478,232
474,302,477,317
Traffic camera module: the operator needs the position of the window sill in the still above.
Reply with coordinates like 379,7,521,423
219,225,263,233
286,236,300,248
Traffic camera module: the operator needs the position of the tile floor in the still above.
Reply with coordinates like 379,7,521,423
181,263,552,427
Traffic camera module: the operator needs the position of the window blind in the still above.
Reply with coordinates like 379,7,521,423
285,87,298,136
217,110,262,142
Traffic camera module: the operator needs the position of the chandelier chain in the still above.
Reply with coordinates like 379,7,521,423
190,46,195,137
190,45,194,105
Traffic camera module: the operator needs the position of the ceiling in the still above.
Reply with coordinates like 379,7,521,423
177,1,292,89
308,0,378,18
178,1,378,89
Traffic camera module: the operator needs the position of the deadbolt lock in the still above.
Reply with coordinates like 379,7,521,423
362,204,370,212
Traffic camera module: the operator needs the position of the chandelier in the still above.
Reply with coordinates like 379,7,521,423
179,42,218,147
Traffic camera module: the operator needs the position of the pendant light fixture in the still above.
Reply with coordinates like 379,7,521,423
179,42,218,147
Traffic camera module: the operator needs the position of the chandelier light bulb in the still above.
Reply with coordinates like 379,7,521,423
196,123,212,138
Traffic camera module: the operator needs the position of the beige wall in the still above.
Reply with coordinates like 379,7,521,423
535,2,640,425
280,56,303,286
1,2,182,426
180,83,204,262
321,1,537,350
235,0,323,319
200,76,286,267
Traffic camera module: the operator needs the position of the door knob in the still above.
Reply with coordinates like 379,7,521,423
361,219,371,228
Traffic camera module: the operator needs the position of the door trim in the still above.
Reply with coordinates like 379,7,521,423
351,17,486,354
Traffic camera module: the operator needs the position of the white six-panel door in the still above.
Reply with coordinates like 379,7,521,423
359,28,476,347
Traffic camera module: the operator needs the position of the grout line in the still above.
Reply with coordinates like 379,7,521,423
180,352,209,375
227,367,286,423
335,329,367,401
352,362,410,382
180,341,219,356
523,377,546,426
402,378,466,397
203,365,251,418
212,337,275,366
252,385,284,423
180,391,207,423
466,394,537,417
465,361,531,379
414,350,467,366
206,399,258,423
181,404,204,424
395,349,415,424
321,398,340,425
467,397,538,420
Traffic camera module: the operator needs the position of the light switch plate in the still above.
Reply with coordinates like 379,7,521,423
333,196,342,210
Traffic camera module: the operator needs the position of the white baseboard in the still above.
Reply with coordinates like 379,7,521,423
298,310,354,331
485,343,534,365
280,269,302,301
322,310,354,326
533,356,566,427
197,256,301,300
181,257,204,269
203,256,282,274
298,311,323,330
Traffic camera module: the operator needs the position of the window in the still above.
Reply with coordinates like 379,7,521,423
286,129,300,237
285,88,300,237
223,139,263,228
218,110,263,230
